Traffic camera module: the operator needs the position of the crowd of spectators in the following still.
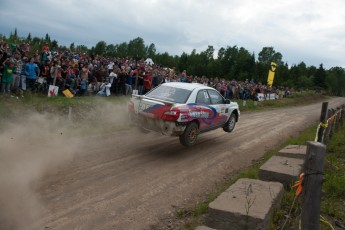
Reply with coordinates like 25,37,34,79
1,39,292,100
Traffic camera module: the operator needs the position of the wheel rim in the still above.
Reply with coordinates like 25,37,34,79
188,127,198,143
229,116,235,129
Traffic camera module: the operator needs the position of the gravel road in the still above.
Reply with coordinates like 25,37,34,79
1,97,344,230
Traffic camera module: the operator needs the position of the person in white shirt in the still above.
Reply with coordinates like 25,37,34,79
107,60,115,74
108,68,117,84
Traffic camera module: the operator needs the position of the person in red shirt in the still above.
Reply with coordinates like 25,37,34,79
42,43,49,52
143,70,152,94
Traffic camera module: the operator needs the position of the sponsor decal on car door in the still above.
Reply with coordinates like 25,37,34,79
207,89,228,126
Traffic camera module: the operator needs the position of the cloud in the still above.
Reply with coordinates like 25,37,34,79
0,0,344,68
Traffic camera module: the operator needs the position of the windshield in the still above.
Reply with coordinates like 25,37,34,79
145,85,192,104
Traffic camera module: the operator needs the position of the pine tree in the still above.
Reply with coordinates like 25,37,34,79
314,64,327,89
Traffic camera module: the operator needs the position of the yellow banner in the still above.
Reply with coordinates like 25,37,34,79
63,89,74,98
267,62,277,86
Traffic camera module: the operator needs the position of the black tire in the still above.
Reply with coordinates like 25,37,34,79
223,113,236,132
179,122,199,147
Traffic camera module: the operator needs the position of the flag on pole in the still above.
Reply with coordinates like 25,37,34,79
267,62,277,86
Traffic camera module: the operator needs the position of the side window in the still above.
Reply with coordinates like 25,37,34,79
207,89,225,104
196,90,211,104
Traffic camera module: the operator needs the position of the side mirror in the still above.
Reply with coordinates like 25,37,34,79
225,99,231,104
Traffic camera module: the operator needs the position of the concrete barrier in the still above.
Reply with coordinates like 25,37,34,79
207,178,284,230
259,156,304,186
277,145,307,159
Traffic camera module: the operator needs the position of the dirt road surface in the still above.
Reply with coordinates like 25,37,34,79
1,97,344,230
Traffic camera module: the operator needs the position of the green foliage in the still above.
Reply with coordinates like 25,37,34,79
3,29,345,96
128,37,145,58
314,64,327,89
94,40,107,55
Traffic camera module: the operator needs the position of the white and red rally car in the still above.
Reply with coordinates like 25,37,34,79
128,82,240,147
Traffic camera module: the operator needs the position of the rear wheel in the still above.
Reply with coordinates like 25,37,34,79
223,113,236,132
179,122,199,147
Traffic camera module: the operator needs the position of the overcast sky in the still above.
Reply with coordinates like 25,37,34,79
1,0,344,69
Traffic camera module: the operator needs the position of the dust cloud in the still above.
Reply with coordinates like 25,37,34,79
0,99,131,229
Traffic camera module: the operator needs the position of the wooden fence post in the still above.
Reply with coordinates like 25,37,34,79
324,109,332,145
317,102,328,143
301,141,326,230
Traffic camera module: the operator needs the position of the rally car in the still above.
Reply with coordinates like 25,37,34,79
128,82,240,147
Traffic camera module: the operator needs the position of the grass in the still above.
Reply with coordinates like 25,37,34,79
233,91,329,112
173,117,345,230
272,120,345,230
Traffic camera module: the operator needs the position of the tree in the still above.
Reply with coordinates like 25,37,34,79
13,28,18,40
314,64,327,89
326,67,345,96
258,47,283,67
51,40,58,50
106,44,117,57
45,33,51,44
178,52,189,73
116,42,128,58
201,45,215,61
155,52,177,68
70,42,75,52
146,43,156,58
94,41,107,55
217,47,225,60
128,37,145,58
76,45,88,54
26,33,32,42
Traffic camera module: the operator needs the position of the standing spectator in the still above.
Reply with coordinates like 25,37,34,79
178,70,187,82
143,70,153,94
12,52,23,95
65,65,77,94
152,69,163,87
107,60,115,74
137,68,145,95
24,57,40,91
1,59,16,95
94,64,107,84
42,43,49,52
25,42,30,56
108,68,117,85
125,71,135,95
78,63,90,95
220,80,227,97
41,60,51,82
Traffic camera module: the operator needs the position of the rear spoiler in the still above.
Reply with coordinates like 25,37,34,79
132,94,175,106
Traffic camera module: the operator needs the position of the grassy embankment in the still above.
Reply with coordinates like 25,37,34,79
174,95,345,229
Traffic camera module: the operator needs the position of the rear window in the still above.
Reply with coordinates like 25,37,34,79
145,85,191,103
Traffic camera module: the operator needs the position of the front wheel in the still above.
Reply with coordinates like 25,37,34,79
223,113,236,132
179,122,199,147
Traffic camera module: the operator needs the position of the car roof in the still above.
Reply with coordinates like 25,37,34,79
161,82,213,91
